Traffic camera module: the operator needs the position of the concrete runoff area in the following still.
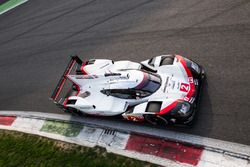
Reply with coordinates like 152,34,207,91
0,0,249,147
0,112,249,167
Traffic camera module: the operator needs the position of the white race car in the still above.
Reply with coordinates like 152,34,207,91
51,55,205,125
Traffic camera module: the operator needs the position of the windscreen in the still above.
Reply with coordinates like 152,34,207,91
136,72,161,93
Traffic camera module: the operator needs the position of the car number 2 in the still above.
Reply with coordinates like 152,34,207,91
180,83,190,92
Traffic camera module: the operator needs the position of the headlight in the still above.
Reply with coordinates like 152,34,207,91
184,57,201,74
177,102,191,116
170,102,192,118
191,62,200,74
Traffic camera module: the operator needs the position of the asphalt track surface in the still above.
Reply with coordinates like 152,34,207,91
0,0,250,145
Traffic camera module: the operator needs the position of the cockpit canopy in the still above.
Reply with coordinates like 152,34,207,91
101,71,161,99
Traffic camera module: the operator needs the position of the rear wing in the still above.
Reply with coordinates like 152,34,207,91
50,56,83,106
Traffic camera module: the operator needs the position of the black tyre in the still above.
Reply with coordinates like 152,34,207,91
144,115,168,126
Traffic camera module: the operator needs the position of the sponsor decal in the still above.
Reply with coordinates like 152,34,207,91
126,115,144,122
75,75,98,79
189,97,195,103
188,77,194,83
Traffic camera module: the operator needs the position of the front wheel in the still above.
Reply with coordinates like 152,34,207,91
144,115,169,126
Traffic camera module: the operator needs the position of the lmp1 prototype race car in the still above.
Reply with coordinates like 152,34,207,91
51,54,205,126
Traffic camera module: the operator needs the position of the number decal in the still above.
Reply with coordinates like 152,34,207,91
188,77,194,83
180,83,190,92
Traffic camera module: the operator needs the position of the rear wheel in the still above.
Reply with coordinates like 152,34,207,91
65,107,83,116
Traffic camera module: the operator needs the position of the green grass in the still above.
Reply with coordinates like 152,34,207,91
0,0,27,14
0,130,157,167
40,121,83,137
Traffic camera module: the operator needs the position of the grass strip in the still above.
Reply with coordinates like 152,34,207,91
0,0,28,15
40,120,83,137
0,130,157,167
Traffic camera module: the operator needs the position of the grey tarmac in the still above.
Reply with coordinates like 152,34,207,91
0,0,249,145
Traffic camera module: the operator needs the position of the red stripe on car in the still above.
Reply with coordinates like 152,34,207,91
135,72,148,89
176,55,195,101
54,60,76,101
81,61,88,75
159,100,178,115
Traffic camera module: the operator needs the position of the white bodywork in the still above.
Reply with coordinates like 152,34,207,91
62,55,197,119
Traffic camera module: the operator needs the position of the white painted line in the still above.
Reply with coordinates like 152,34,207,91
76,126,103,145
98,130,130,149
108,147,192,167
198,150,250,167
12,117,44,131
